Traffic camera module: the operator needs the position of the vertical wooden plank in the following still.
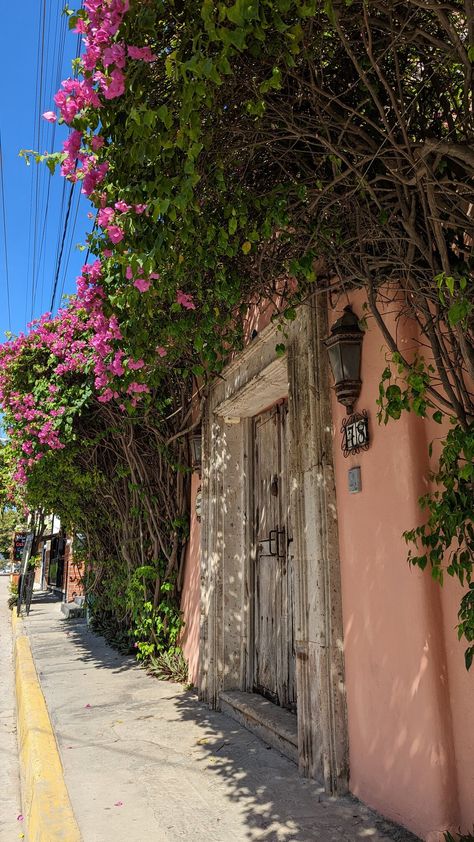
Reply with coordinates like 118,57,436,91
253,409,280,701
279,402,297,710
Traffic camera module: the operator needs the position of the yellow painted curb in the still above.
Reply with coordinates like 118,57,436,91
12,609,82,842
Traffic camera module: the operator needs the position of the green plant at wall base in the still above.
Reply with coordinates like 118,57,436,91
147,650,189,685
444,830,474,842
128,565,183,662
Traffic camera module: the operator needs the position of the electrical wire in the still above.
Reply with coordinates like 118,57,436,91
22,0,86,325
0,132,12,333
49,181,76,312
47,2,84,315
57,185,82,306
30,0,48,323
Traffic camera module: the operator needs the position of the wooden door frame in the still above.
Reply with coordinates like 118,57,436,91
200,297,349,795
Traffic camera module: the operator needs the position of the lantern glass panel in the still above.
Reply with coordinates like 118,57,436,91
328,343,344,385
342,342,361,382
191,433,202,466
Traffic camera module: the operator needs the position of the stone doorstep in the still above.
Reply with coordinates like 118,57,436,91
220,690,298,764
60,602,85,620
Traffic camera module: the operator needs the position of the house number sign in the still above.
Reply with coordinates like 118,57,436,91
341,410,369,458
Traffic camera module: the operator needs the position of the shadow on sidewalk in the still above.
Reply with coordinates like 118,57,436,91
25,598,137,675
171,690,420,842
32,610,419,842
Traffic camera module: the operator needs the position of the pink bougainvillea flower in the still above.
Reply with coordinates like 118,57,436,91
103,43,126,69
97,207,115,228
115,200,132,213
133,203,148,215
127,382,150,394
107,225,124,244
125,266,133,280
81,161,109,196
128,45,157,62
97,389,115,403
17,815,24,822
114,801,123,807
156,346,167,358
149,272,160,280
94,28,111,45
128,358,145,370
176,290,196,310
90,135,105,151
134,278,151,292
83,44,102,72
103,69,125,100
103,249,112,258
42,111,57,122
84,704,92,709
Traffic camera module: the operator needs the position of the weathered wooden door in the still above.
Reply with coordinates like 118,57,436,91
253,401,296,710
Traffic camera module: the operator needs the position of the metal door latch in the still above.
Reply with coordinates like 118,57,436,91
268,527,286,558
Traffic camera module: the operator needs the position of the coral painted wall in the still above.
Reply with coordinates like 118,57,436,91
180,472,201,685
332,291,473,839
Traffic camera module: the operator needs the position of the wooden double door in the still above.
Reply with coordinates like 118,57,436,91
252,400,296,711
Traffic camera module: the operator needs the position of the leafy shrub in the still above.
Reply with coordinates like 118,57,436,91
146,649,189,685
8,581,18,610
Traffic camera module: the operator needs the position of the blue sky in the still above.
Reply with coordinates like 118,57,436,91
0,2,91,339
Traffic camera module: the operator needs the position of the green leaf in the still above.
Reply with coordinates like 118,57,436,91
385,384,402,401
157,105,172,129
448,300,471,326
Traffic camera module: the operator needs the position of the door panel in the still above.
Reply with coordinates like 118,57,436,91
278,405,297,710
253,401,296,709
254,408,280,702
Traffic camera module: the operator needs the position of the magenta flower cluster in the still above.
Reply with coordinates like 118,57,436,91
2,0,198,487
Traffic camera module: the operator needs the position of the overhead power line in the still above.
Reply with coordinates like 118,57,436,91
0,132,12,333
50,181,76,312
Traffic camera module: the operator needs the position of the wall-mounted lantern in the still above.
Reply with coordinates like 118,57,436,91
325,306,364,415
190,429,202,472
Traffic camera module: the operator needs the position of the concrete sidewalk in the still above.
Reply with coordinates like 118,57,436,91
20,593,420,842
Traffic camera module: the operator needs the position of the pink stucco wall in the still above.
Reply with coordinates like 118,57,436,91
332,291,474,839
180,472,201,685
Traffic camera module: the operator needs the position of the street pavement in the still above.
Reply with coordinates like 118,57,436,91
0,576,22,842
19,592,420,842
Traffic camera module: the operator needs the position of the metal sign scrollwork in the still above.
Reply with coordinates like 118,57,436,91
341,410,370,458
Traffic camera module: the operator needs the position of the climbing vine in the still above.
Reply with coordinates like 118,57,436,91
0,0,472,664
